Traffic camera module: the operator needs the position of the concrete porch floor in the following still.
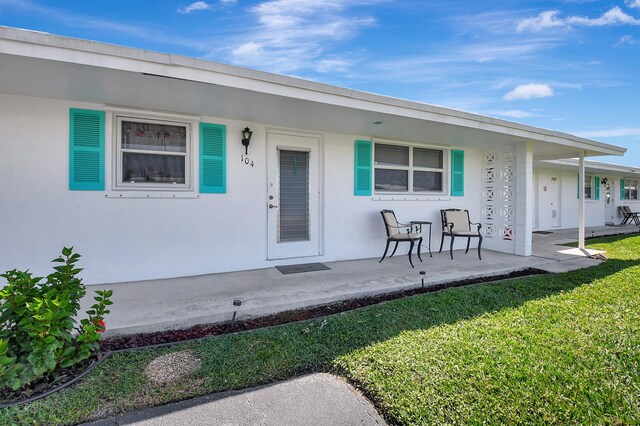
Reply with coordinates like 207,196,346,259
87,225,639,337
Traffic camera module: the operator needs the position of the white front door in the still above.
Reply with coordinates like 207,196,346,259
603,177,616,224
267,131,321,260
538,174,560,229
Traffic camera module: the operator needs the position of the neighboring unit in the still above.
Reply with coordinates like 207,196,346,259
534,159,640,230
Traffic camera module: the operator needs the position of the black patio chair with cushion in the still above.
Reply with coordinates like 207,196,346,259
619,205,640,226
379,210,423,268
439,209,483,260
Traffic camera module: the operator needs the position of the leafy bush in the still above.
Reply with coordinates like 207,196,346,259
0,247,112,391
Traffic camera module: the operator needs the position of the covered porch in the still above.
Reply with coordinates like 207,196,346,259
89,226,638,337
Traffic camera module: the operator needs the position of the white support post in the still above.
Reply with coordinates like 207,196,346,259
515,142,533,256
578,151,586,250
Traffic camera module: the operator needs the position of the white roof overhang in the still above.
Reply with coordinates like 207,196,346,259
537,159,640,178
0,27,626,161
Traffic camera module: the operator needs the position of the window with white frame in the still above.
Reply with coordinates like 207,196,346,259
374,143,445,193
584,175,593,199
624,178,638,200
115,116,191,189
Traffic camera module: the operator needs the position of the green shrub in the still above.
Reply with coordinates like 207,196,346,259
0,247,112,391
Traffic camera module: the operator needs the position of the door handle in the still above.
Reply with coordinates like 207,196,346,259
269,204,278,209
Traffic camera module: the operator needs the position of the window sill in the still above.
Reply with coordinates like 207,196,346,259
372,194,451,201
105,192,200,199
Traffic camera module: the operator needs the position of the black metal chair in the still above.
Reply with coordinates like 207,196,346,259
619,206,640,225
439,209,483,260
379,210,423,268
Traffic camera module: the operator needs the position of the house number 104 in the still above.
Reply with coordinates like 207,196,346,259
240,155,254,167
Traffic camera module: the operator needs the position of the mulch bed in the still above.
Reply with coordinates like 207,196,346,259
2,267,547,405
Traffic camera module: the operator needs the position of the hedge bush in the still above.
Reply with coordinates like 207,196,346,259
0,247,112,391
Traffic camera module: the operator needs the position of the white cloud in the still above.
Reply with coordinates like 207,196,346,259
567,6,640,26
178,2,212,14
314,58,352,73
231,41,264,58
517,7,640,32
626,0,640,9
516,10,566,32
615,35,640,46
503,83,554,101
1,0,210,49
227,0,380,73
492,109,538,118
575,128,640,138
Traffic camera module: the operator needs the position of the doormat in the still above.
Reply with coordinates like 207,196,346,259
533,231,553,235
276,263,331,275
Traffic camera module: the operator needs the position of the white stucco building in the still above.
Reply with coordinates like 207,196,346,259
0,27,633,284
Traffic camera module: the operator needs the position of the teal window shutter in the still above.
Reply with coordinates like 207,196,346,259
450,150,464,196
200,123,226,193
354,140,372,196
69,108,104,191
594,176,600,200
621,179,626,200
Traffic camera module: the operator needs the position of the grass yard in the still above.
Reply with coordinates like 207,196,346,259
2,234,639,425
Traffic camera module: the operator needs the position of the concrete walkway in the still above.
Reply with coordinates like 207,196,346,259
85,225,639,337
86,373,386,426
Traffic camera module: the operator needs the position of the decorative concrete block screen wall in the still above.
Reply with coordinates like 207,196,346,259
482,150,516,253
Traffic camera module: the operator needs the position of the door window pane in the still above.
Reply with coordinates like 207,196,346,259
279,150,310,242
375,169,408,192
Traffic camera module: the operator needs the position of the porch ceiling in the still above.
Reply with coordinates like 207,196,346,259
0,28,626,161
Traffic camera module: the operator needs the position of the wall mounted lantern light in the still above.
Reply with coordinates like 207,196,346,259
241,127,253,155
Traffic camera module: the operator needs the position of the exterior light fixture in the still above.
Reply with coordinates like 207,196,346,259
231,299,242,326
241,127,253,155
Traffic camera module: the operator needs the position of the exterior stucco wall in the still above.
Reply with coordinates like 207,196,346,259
2,93,492,284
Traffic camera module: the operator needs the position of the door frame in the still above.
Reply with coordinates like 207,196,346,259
603,176,616,224
265,128,324,261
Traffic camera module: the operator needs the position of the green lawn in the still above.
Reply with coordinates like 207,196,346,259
2,234,639,425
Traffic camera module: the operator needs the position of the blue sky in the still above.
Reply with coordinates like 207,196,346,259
1,0,638,165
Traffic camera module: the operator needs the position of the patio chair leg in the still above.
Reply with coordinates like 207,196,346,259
477,235,483,260
449,236,455,260
465,238,471,254
408,240,415,268
439,234,445,253
379,240,391,263
390,242,399,257
417,237,423,262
